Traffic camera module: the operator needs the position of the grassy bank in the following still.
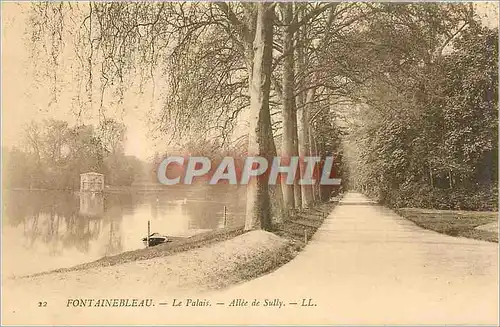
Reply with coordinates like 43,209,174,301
29,226,245,277
273,201,337,243
27,200,337,279
206,198,338,287
397,208,498,243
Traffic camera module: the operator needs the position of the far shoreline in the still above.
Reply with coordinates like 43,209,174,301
4,184,245,194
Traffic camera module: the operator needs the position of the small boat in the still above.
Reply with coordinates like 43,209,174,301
142,233,168,247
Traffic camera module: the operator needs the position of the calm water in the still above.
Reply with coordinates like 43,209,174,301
2,185,246,277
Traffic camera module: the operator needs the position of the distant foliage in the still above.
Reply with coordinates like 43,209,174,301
2,119,146,190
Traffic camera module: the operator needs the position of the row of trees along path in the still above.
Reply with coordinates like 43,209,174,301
28,3,498,229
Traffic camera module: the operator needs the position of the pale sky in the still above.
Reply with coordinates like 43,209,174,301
1,2,168,160
1,2,498,160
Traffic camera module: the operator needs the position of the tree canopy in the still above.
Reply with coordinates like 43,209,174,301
20,2,499,230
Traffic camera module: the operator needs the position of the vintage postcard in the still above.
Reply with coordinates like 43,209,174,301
1,1,498,325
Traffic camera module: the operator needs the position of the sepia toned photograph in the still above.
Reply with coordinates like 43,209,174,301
1,1,498,325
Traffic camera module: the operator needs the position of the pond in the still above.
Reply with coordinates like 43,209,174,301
2,185,246,278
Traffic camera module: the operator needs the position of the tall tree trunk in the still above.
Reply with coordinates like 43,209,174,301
292,91,302,208
308,125,318,203
298,86,315,208
280,3,296,214
429,166,434,188
268,138,285,224
244,3,274,231
292,15,308,209
265,83,285,224
312,131,321,200
448,170,453,189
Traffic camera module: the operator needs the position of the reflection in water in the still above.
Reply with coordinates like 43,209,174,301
79,193,105,217
2,186,245,277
